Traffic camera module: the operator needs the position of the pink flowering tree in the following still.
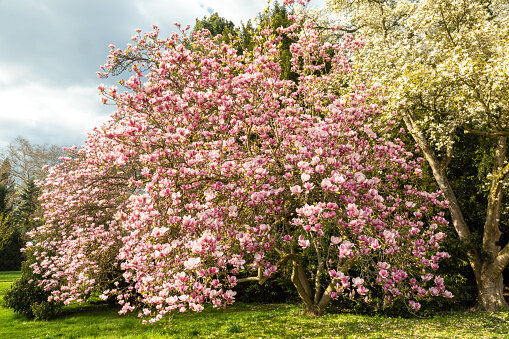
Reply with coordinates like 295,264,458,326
28,1,452,321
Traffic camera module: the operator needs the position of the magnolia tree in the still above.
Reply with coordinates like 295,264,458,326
328,0,509,310
28,1,452,322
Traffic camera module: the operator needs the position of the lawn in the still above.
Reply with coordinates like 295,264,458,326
0,271,21,298
0,271,21,282
1,271,508,338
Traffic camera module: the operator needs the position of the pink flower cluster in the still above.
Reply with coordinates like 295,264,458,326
28,7,451,323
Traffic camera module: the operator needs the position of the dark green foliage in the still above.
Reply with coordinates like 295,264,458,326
0,157,21,271
0,228,22,271
194,12,236,41
234,274,298,304
3,255,61,319
445,131,509,293
13,178,41,238
238,20,255,51
257,1,296,81
445,132,509,285
30,300,61,321
0,185,12,215
0,178,41,271
446,133,494,238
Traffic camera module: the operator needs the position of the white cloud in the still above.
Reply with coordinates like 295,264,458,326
0,79,110,148
0,63,36,87
133,0,210,30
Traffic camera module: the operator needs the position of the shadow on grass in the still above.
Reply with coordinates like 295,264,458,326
1,299,508,338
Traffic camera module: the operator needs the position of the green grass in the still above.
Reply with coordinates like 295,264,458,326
0,271,508,338
0,271,21,282
0,271,20,298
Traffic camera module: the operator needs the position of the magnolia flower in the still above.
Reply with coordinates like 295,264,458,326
357,286,369,295
352,277,364,287
228,205,238,217
303,182,314,192
184,257,201,270
330,236,341,245
409,300,421,311
290,185,303,195
353,172,366,183
298,235,310,248
429,287,440,296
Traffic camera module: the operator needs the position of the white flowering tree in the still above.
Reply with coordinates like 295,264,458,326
327,0,509,310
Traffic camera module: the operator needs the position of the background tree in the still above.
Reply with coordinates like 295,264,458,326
0,157,21,270
0,158,14,213
328,0,509,310
194,12,235,38
193,2,296,80
6,136,63,186
13,178,42,239
0,138,64,270
257,1,296,81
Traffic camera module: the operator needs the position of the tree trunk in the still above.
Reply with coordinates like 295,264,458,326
302,303,326,316
290,260,330,316
403,115,509,311
475,264,508,311
475,136,509,311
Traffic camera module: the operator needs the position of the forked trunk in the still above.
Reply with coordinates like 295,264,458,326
290,261,331,316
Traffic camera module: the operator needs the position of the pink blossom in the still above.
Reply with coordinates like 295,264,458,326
353,172,366,183
429,287,440,296
357,286,369,295
352,277,364,287
283,235,293,242
228,205,238,218
443,290,453,298
290,185,303,195
298,235,310,248
330,236,341,245
409,300,421,311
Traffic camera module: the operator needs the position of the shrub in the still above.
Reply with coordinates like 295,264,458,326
30,301,60,321
3,257,61,319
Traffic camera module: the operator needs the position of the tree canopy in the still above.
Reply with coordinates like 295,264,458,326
27,3,454,323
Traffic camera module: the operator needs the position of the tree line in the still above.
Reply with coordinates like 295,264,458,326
0,137,63,270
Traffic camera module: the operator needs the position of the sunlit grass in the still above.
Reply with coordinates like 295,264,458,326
1,271,507,338
0,271,21,282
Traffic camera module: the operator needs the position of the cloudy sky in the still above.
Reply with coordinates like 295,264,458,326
0,0,325,149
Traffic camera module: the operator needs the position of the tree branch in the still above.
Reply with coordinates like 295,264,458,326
402,112,483,275
463,125,509,137
313,235,324,304
237,267,269,285
482,136,506,259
